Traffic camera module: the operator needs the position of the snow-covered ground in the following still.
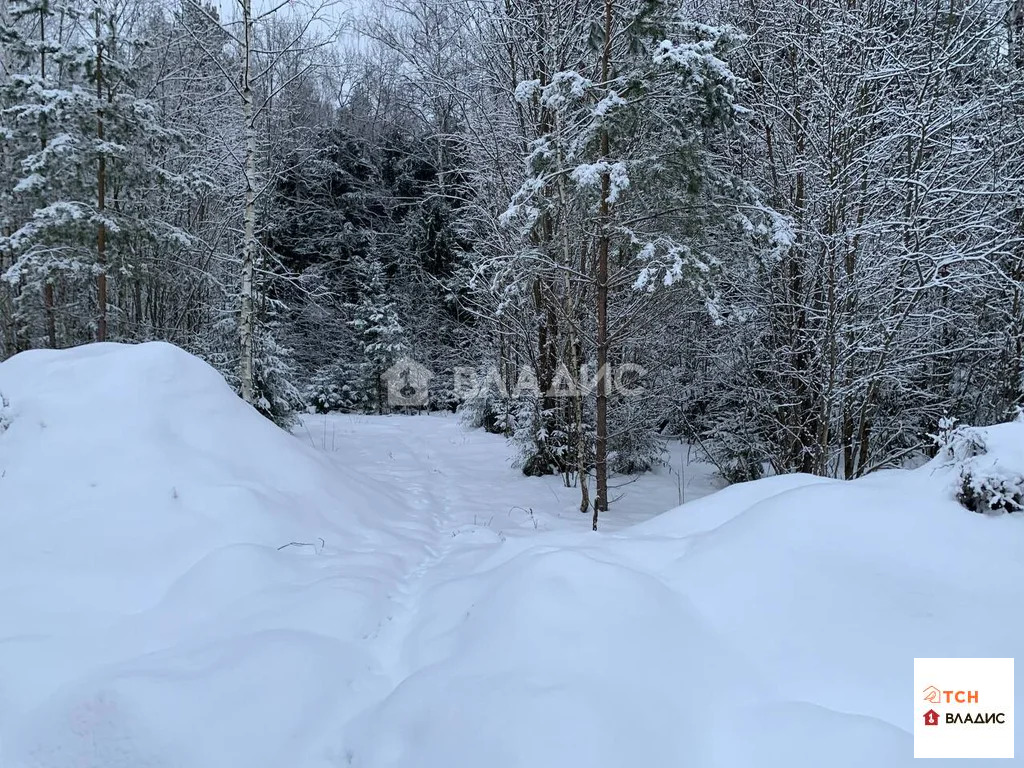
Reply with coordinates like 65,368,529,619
0,342,1021,767
295,410,722,535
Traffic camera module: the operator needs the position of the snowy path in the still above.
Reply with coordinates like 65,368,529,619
299,411,719,538
348,424,467,687
301,412,717,659
298,412,725,750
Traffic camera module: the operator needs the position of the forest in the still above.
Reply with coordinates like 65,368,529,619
2,0,1023,520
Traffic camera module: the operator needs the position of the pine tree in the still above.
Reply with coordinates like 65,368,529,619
0,0,93,347
0,0,190,349
498,0,746,525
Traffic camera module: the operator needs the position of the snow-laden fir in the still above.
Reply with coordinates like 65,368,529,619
0,342,1020,767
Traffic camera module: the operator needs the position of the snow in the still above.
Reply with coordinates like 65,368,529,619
513,78,541,104
653,38,738,88
539,71,591,110
570,160,630,203
1,342,1022,767
0,343,401,766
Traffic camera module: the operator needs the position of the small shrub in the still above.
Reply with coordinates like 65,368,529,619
718,451,764,484
306,364,367,414
0,392,10,433
958,468,1024,514
458,388,514,435
933,418,1022,514
609,428,665,475
931,416,986,463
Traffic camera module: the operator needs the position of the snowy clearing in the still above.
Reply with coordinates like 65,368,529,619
295,409,722,536
0,342,1021,767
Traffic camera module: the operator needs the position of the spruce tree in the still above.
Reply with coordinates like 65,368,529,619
348,255,408,412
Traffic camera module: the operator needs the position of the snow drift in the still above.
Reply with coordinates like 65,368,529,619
0,343,408,767
1,342,1021,767
344,456,1023,768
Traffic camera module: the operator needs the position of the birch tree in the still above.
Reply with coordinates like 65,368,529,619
184,0,341,412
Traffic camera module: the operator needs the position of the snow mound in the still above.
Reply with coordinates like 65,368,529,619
0,343,402,767
343,428,1023,767
0,342,388,609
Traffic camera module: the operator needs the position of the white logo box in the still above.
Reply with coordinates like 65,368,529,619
914,657,1014,759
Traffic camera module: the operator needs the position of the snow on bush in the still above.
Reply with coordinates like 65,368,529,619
960,469,1024,514
932,417,1024,514
306,361,368,413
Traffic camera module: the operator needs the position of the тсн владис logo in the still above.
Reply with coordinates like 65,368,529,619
914,658,1014,758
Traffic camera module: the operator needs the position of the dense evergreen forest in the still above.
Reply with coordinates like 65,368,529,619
2,0,1023,518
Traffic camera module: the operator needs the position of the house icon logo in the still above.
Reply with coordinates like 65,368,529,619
381,357,433,408
923,685,942,704
923,709,940,726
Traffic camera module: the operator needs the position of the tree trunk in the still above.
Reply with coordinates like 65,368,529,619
567,247,589,514
593,0,613,530
39,7,56,350
239,0,257,404
95,11,107,343
43,284,56,348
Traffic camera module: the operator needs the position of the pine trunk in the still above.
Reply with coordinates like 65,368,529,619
593,0,613,531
